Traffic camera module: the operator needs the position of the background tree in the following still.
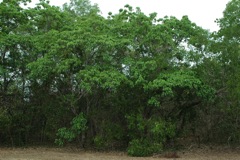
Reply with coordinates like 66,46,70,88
212,0,240,143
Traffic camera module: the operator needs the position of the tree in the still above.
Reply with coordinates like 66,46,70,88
1,0,239,154
211,0,240,143
62,0,99,16
0,0,35,145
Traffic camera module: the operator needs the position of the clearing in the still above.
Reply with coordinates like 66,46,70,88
0,146,240,160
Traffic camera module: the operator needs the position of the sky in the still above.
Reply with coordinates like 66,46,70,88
88,0,230,31
1,0,230,31
49,0,230,31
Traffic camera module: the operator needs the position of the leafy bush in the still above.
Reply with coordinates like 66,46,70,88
93,135,106,150
126,113,175,156
127,139,162,157
149,120,176,142
93,122,126,150
55,113,87,146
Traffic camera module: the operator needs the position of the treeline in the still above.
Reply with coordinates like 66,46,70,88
0,0,240,156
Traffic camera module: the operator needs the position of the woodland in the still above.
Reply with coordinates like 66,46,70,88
0,0,240,157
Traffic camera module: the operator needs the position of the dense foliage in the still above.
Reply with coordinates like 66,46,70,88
0,0,239,156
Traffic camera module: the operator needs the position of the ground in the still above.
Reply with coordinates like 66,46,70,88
0,146,240,160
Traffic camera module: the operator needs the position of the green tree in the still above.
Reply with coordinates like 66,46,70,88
0,0,36,145
63,0,99,16
212,0,240,143
1,0,238,154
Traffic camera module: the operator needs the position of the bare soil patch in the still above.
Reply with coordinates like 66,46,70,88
0,146,240,160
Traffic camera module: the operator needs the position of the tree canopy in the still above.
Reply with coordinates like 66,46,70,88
0,0,239,156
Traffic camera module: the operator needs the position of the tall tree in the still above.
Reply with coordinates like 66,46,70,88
63,0,99,16
213,0,240,142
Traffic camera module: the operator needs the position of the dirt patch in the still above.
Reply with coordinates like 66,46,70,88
0,146,240,160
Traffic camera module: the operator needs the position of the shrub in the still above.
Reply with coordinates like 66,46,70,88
127,139,162,157
55,113,87,146
126,113,176,156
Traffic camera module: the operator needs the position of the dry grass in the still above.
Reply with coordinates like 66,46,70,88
0,146,240,160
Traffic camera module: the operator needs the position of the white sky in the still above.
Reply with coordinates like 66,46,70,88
89,0,230,31
1,0,230,31
49,0,230,31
